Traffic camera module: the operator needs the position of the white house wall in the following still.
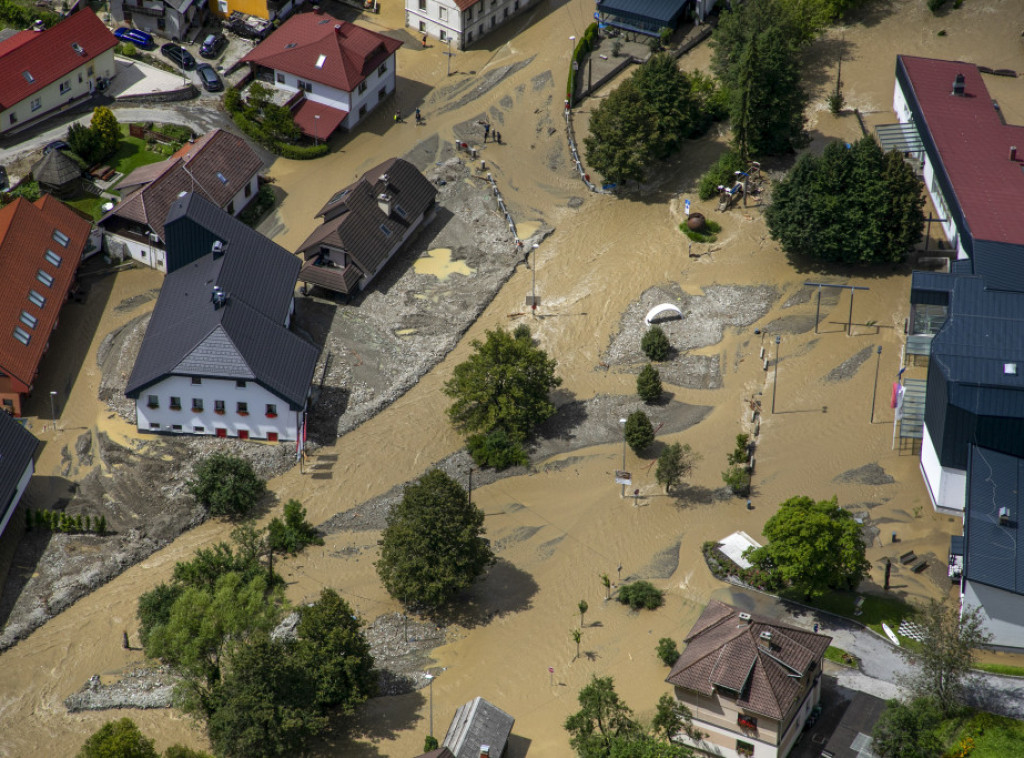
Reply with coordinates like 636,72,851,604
0,459,34,539
135,374,300,440
0,48,116,135
964,580,1024,651
105,232,168,272
226,175,260,216
921,424,966,513
405,0,538,50
270,53,395,130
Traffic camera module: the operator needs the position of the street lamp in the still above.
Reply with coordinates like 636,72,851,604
619,417,627,498
313,114,320,147
446,37,452,76
570,35,576,56
425,673,435,739
870,345,883,422
49,391,57,425
531,243,539,317
771,335,781,414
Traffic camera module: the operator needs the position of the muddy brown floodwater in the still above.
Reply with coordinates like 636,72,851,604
3,0,1024,756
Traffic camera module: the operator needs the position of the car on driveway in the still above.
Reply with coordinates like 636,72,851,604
44,140,70,154
195,63,223,92
113,27,154,49
160,43,196,71
199,33,227,59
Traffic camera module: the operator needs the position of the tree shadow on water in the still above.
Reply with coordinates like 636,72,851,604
432,558,539,630
313,689,426,756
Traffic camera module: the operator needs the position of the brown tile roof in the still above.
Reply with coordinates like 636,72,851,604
291,96,348,139
0,9,117,109
0,195,91,390
240,11,402,93
100,129,262,242
298,257,363,293
296,157,436,292
666,600,832,720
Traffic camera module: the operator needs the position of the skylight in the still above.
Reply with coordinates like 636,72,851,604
52,229,69,247
28,290,45,308
285,42,298,48
327,188,350,205
394,204,408,219
71,42,85,55
19,311,37,329
12,327,30,346
37,270,53,287
1005,363,1018,375
22,71,33,83
216,171,228,184
44,249,61,267
379,224,392,237
318,18,330,24
316,53,326,68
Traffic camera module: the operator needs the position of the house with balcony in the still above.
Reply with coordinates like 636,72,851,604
0,195,92,418
98,129,263,273
0,9,117,137
124,192,319,442
110,0,207,43
404,0,539,50
297,157,437,296
666,600,831,758
239,10,402,139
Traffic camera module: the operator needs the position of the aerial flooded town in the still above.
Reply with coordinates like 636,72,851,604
2,0,1024,756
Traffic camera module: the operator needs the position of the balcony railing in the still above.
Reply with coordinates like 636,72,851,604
130,3,166,16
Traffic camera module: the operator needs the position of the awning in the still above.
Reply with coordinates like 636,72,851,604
291,98,347,140
876,122,925,155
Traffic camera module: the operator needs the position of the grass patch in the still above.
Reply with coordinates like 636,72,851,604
65,194,108,221
797,591,917,638
824,646,860,668
941,710,1024,758
680,218,722,244
108,125,167,182
239,184,276,227
973,662,1024,677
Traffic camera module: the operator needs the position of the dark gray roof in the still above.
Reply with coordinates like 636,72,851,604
442,697,514,758
965,445,1024,595
950,534,964,556
125,195,318,409
596,0,689,24
818,690,887,758
0,412,38,538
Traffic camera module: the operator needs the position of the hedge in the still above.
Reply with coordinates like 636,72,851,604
229,107,327,159
567,22,599,105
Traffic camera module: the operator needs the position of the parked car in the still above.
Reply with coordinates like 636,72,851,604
43,140,70,154
195,63,223,93
113,27,155,49
160,43,196,71
199,33,227,59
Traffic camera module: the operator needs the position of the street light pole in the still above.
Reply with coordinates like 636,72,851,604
49,391,57,425
771,336,781,414
446,38,452,76
425,674,435,739
531,243,539,317
619,417,627,498
314,114,320,146
870,345,883,422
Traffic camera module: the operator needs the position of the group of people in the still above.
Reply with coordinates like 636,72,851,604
482,122,503,144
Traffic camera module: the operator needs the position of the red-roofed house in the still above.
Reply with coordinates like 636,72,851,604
405,0,540,50
0,196,91,417
239,10,402,138
0,9,117,136
666,601,831,758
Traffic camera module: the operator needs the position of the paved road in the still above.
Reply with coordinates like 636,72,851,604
709,586,1024,719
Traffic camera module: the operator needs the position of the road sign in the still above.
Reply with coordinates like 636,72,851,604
685,198,690,215
615,471,632,485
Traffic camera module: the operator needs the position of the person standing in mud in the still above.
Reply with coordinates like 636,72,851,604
483,122,490,142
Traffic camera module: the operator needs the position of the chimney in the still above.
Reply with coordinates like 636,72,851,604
952,73,965,96
999,507,1010,526
335,24,341,33
479,746,490,758
738,612,752,624
313,4,321,12
1011,146,1018,162
212,285,228,309
758,630,772,650
377,192,392,217
212,240,225,258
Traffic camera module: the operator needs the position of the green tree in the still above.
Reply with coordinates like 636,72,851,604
744,495,870,599
641,326,671,361
765,137,925,263
67,122,104,164
624,411,654,453
727,434,751,466
903,601,991,716
656,442,698,494
721,465,751,497
295,589,376,710
656,638,679,666
578,599,589,627
637,364,663,403
651,694,703,744
137,581,183,650
617,580,664,610
90,106,121,159
444,326,561,463
163,748,213,758
584,78,661,185
423,736,440,752
187,453,266,517
77,718,157,758
261,103,301,144
572,628,582,659
267,499,323,554
871,697,942,758
466,427,529,470
376,469,494,609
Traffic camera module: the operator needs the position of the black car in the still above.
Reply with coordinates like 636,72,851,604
199,33,227,59
196,63,223,92
44,140,70,154
161,43,196,71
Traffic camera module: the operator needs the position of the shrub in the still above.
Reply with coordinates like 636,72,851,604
239,184,276,226
467,428,528,470
187,453,266,517
567,22,599,102
641,326,670,361
656,637,679,665
727,434,751,465
96,515,107,535
680,218,722,244
722,465,751,496
617,580,664,610
223,87,242,114
927,0,947,11
423,736,440,752
636,363,663,403
659,26,673,47
67,122,104,164
267,499,323,554
698,149,747,200
155,123,193,142
624,410,654,452
275,142,329,160
114,41,138,57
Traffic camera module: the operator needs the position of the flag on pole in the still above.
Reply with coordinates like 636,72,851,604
894,384,906,421
897,366,907,381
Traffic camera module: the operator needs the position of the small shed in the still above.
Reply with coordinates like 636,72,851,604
442,697,514,758
31,150,82,197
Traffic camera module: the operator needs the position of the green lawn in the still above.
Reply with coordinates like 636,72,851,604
941,710,1024,757
108,125,167,183
65,194,108,221
796,591,918,641
973,661,1024,677
824,645,860,668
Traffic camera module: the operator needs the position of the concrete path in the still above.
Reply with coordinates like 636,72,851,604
709,586,1024,719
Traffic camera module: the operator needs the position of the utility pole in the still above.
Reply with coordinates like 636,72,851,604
870,345,883,422
619,417,627,498
771,336,781,414
49,391,57,425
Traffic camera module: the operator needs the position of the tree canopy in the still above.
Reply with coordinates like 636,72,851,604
656,442,698,494
444,326,560,466
376,469,495,609
77,718,158,758
624,410,654,453
765,137,925,263
187,453,266,517
90,107,121,158
637,364,663,404
871,697,943,758
745,495,869,598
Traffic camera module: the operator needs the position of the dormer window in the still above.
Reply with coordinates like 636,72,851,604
45,249,62,266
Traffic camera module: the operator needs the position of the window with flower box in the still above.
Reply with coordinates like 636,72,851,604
192,398,204,412
169,396,181,411
736,740,755,757
215,400,226,415
737,716,758,732
265,404,277,418
237,402,248,416
147,395,159,409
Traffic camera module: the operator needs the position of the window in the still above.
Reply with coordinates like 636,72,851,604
157,17,165,29
53,230,69,246
12,327,30,345
276,72,285,84
28,290,45,308
736,740,755,757
379,224,392,237
170,396,181,410
88,65,94,76
22,70,34,83
439,28,447,41
394,204,408,219
378,86,387,101
265,404,277,417
418,0,425,7
150,422,160,429
192,398,204,412
227,201,235,215
419,20,426,31
467,31,472,42
236,379,247,388
191,376,202,384
297,79,313,93
147,395,159,408
78,73,83,84
59,80,71,94
359,104,368,117
171,424,182,431
45,250,62,267
30,97,41,112
37,270,53,287
214,400,226,414
194,425,205,433
378,61,387,76
358,81,367,94
244,183,252,198
19,311,37,329
237,401,248,415
438,6,447,20
216,171,228,185
218,0,227,11
9,113,16,126
238,429,249,440
267,431,278,442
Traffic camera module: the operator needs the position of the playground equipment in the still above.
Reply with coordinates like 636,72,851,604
717,162,764,211
717,181,744,211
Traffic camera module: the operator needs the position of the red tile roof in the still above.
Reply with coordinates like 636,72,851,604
291,96,348,138
453,0,480,10
240,11,401,93
666,601,831,721
0,195,91,390
900,55,1024,247
0,9,117,109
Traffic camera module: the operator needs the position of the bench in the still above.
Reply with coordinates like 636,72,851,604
899,551,917,565
912,561,928,574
